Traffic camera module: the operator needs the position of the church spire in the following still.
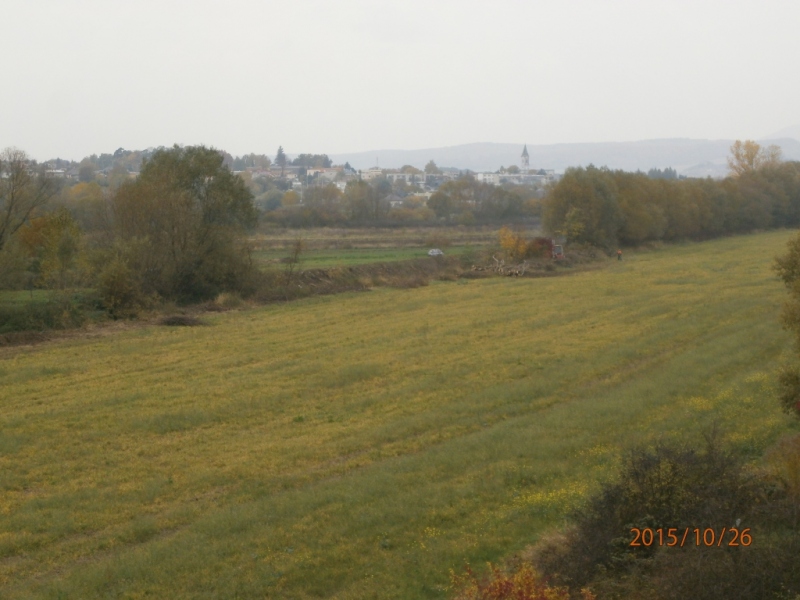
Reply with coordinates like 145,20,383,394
521,144,530,169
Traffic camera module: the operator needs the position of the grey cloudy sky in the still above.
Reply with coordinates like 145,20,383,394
3,0,799,161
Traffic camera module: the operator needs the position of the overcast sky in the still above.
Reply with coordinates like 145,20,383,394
3,0,799,161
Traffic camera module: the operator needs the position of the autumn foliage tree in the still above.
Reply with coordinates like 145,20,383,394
727,139,782,177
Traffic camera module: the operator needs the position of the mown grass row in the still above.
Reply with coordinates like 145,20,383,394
0,231,798,598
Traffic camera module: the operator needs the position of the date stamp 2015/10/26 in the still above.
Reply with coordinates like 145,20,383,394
630,527,752,548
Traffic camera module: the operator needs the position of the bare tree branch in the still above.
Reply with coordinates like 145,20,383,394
0,148,58,253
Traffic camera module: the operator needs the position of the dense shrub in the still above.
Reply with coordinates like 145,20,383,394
97,256,155,318
498,227,554,261
532,436,800,599
0,293,88,334
774,234,800,418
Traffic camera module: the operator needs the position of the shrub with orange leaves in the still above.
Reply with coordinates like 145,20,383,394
450,562,595,600
499,227,529,262
498,227,555,262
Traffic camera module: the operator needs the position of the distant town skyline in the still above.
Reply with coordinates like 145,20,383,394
2,0,799,162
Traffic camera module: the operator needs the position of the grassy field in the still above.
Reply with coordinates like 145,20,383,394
0,290,52,308
251,226,501,251
249,225,501,270
1,231,799,598
251,246,474,270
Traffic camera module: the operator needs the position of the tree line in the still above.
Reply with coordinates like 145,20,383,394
0,144,539,314
260,177,541,228
543,141,799,248
1,146,261,320
3,140,799,321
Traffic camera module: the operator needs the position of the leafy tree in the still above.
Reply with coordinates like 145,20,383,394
78,159,96,182
107,163,131,191
540,158,800,248
0,148,58,254
424,160,442,175
344,180,387,222
60,181,107,232
543,166,622,247
370,176,392,200
304,183,342,208
427,190,456,220
275,146,287,177
616,171,666,244
291,154,332,168
728,140,782,177
108,145,257,302
0,234,28,289
647,167,678,180
19,209,85,290
477,186,525,220
281,190,300,207
217,151,234,170
256,189,284,212
232,153,271,171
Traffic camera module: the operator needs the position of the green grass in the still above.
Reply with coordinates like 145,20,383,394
0,289,51,308
248,224,500,269
252,246,473,269
1,231,799,598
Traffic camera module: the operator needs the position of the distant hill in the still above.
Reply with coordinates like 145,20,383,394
330,138,800,178
765,124,800,142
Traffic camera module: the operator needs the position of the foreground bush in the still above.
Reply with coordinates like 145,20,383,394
451,563,594,600
532,435,800,599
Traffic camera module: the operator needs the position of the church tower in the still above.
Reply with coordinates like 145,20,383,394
520,144,530,170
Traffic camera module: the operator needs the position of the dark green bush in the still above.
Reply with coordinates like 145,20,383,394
97,257,155,318
0,293,87,334
534,435,800,599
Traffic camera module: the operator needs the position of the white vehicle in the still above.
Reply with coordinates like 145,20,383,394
428,248,444,256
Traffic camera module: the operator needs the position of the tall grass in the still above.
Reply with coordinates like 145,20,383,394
0,231,798,598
